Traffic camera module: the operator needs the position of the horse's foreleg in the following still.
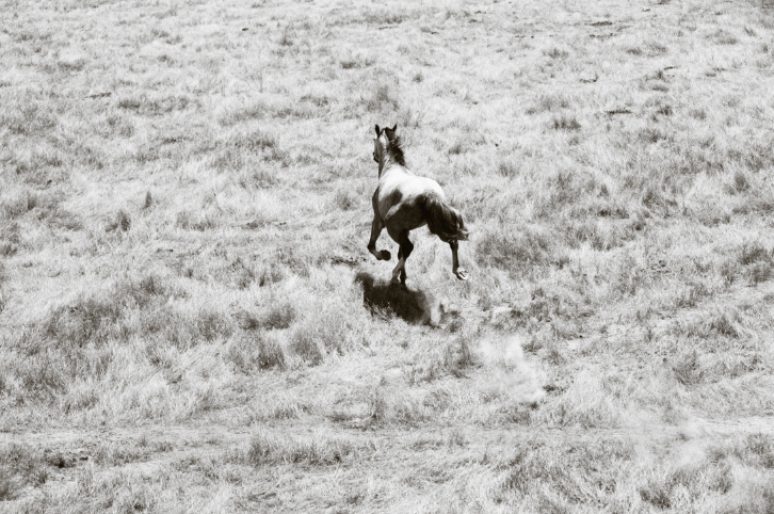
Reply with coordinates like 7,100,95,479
368,216,391,261
450,240,468,280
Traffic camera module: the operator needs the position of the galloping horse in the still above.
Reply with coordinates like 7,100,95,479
368,124,469,287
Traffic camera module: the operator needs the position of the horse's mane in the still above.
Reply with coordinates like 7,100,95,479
386,135,406,166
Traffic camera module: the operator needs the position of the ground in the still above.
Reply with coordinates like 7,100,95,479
2,0,774,512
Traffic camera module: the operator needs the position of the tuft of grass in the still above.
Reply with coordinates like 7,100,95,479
544,47,569,59
278,25,295,46
673,282,710,309
106,209,131,233
260,301,295,330
0,261,5,313
365,84,399,112
39,274,233,358
448,140,467,155
407,335,477,384
639,460,733,509
176,209,216,231
709,313,740,338
334,188,358,210
550,114,581,131
117,94,193,116
477,226,559,272
639,127,667,144
243,431,362,466
195,308,232,342
710,29,739,45
0,222,20,257
45,295,122,347
739,243,771,266
340,55,375,69
0,444,49,500
92,443,150,467
289,328,324,366
673,350,704,386
210,130,285,170
226,330,288,371
257,334,287,370
218,101,266,126
0,102,57,136
527,94,570,114
749,262,772,285
497,160,519,177
287,302,358,366
500,436,634,504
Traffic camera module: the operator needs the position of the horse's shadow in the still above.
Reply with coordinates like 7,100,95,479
354,272,436,325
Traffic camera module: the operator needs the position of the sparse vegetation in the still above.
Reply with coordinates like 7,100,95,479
2,0,774,511
242,430,365,466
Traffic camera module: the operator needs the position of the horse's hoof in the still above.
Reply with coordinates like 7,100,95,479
378,250,391,261
454,269,469,281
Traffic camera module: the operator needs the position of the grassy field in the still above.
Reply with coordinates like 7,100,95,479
2,0,774,511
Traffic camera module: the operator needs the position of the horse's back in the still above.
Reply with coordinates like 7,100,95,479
376,166,444,231
378,166,443,203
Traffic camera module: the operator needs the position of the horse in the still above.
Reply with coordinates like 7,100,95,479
367,123,469,288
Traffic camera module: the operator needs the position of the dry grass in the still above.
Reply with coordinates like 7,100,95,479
2,0,774,511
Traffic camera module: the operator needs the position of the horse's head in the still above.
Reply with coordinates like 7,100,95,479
373,123,398,164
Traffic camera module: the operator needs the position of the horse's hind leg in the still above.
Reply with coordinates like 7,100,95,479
391,232,413,288
398,236,414,287
367,215,391,261
450,240,468,280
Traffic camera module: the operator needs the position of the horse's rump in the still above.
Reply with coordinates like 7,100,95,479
420,193,469,242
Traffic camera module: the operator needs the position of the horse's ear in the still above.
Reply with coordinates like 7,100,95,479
391,123,397,132
374,124,381,136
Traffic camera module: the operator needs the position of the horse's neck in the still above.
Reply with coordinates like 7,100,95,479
378,159,394,177
379,156,410,177
379,162,405,179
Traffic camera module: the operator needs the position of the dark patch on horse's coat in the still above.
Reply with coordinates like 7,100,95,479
355,272,434,325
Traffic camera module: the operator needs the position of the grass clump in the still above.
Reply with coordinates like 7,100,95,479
477,226,559,272
0,444,49,500
406,335,476,384
639,460,733,509
364,84,399,112
244,431,363,466
500,436,633,506
286,300,360,366
105,209,131,233
44,275,172,347
226,333,288,372
550,114,581,131
261,303,295,329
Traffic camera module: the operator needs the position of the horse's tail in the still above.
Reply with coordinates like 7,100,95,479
421,193,469,242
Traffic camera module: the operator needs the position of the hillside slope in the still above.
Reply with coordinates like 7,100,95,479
2,0,774,512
